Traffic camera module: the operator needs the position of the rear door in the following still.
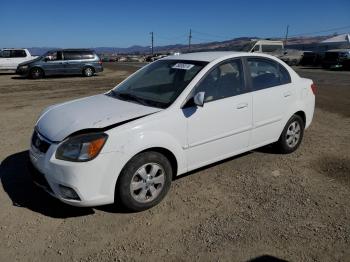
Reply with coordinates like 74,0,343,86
246,57,294,147
185,58,253,170
63,51,84,74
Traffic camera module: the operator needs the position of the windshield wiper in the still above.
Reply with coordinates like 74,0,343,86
110,90,149,106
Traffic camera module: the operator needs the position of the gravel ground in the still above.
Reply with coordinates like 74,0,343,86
0,64,349,262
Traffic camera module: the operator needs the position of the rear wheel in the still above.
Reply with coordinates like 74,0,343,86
30,68,44,79
276,115,304,154
116,151,172,212
83,67,94,77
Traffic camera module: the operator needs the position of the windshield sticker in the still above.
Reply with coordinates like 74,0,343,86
172,63,195,70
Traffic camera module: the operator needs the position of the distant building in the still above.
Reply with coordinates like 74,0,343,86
319,33,350,51
286,33,350,52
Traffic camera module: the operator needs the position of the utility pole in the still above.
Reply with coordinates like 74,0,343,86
284,25,289,47
188,29,192,52
150,31,154,55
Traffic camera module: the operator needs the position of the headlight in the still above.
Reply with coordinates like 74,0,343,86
20,65,28,70
56,133,108,162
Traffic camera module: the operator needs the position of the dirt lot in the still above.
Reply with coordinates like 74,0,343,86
0,63,349,262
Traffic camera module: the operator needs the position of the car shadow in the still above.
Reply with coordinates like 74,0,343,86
11,74,102,80
0,72,16,75
253,144,281,155
0,151,95,218
1,144,281,217
247,255,288,262
174,151,253,181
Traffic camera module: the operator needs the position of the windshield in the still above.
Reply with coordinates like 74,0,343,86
109,59,208,108
236,41,257,52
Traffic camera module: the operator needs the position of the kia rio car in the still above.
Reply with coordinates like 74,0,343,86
29,52,315,211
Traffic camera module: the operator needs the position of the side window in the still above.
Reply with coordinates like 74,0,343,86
195,59,246,102
80,51,95,59
10,50,27,58
247,58,290,90
279,65,291,85
64,51,81,60
45,51,63,61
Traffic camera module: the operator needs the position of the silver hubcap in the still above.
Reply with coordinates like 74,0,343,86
286,121,301,148
33,69,40,77
130,163,165,203
85,68,93,76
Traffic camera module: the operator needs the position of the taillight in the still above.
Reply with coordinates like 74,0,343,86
311,83,317,95
99,60,102,65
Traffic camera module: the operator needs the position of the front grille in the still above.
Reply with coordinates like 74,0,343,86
28,161,53,193
31,130,51,154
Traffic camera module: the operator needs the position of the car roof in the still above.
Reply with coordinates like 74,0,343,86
47,48,95,52
163,51,275,62
163,51,241,62
1,48,27,50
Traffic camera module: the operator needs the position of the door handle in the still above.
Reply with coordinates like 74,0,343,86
283,91,292,97
236,103,248,109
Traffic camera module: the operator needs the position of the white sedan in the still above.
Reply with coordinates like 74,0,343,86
29,52,315,211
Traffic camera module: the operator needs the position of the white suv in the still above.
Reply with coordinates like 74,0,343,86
29,52,315,211
0,48,37,70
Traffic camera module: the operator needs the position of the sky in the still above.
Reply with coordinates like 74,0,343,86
1,0,350,48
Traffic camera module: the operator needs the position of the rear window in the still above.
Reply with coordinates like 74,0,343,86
261,45,283,53
0,50,11,58
64,51,95,60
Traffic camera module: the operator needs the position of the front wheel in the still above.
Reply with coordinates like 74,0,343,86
30,68,44,79
276,115,305,154
116,152,172,212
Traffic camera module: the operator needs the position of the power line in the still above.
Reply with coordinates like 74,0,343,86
156,33,188,41
288,25,350,37
191,29,233,40
147,24,350,51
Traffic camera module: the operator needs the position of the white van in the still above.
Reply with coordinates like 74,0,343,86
241,40,284,54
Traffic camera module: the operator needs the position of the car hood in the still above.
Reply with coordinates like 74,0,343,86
19,56,42,66
36,94,162,142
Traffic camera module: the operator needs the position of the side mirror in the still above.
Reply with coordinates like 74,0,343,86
193,92,205,107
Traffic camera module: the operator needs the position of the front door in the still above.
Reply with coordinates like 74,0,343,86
184,59,253,171
42,51,65,75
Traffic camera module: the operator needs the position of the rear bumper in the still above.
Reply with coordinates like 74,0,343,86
95,65,103,73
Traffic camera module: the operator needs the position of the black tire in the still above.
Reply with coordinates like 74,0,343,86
275,115,305,154
30,67,44,79
82,66,94,77
116,151,172,212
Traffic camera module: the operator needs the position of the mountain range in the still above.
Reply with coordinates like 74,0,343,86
27,35,332,56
